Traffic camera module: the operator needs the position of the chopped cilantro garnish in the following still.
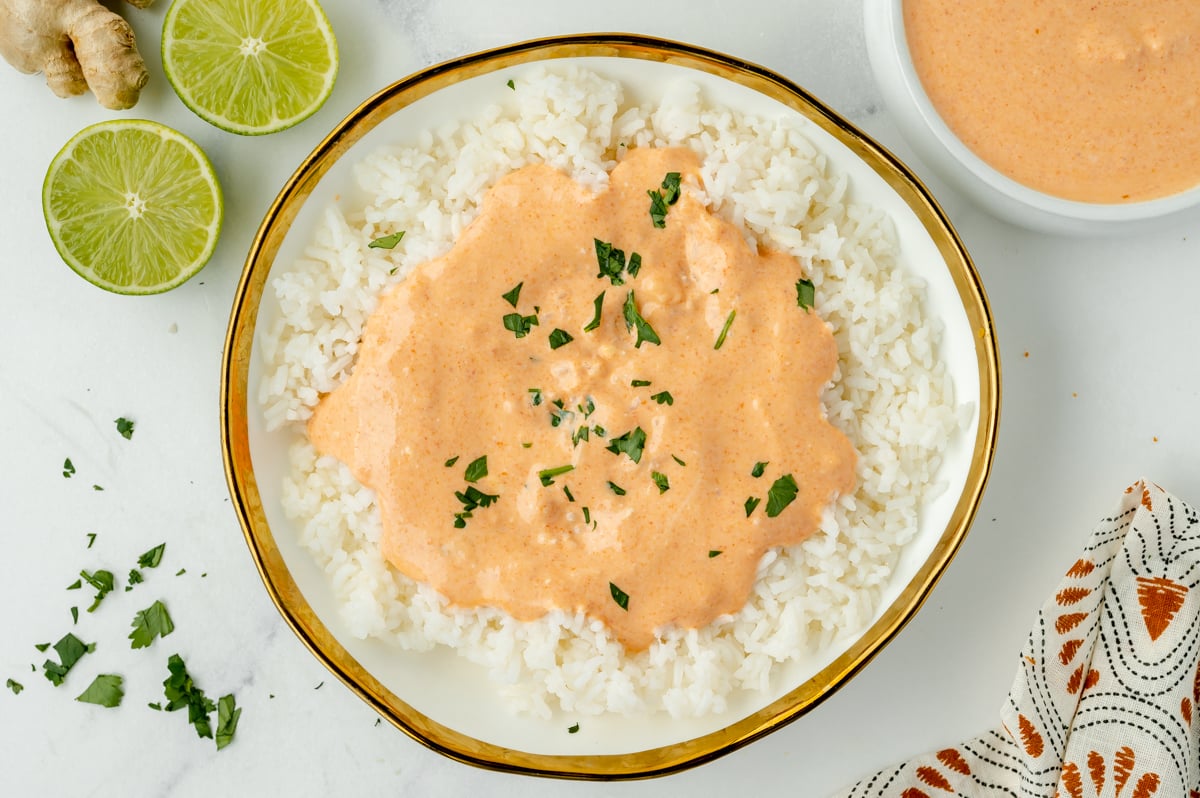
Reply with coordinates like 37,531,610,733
647,172,682,228
464,456,488,483
521,442,533,448
631,379,651,387
528,388,544,406
609,582,630,611
568,722,580,733
607,481,627,496
714,309,736,350
661,172,682,204
501,282,523,308
795,278,815,312
651,472,670,493
571,425,590,446
80,569,115,612
751,461,769,478
709,550,723,558
605,427,647,463
63,458,75,478
744,496,761,517
650,391,674,406
594,239,627,285
765,474,799,517
453,485,499,528
582,507,591,524
622,291,660,348
538,465,575,486
86,533,97,549
444,455,460,467
163,654,215,740
129,600,175,649
628,252,642,278
548,328,574,350
672,454,687,467
563,485,575,502
592,424,606,437
503,311,539,338
368,231,405,249
42,633,89,686
138,543,166,569
584,291,605,332
115,417,135,440
216,694,241,750
7,679,23,694
579,398,595,417
76,674,123,708
506,79,515,89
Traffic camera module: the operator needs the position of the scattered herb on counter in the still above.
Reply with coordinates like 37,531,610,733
67,579,81,590
765,474,799,518
86,533,97,549
501,282,523,308
162,654,215,740
175,569,186,577
671,454,687,467
315,682,324,690
76,674,123,708
215,694,241,750
584,291,604,332
443,455,460,468
744,497,761,517
463,456,488,483
714,309,736,350
568,722,580,734
138,543,166,569
709,550,723,558
622,291,660,348
609,582,630,611
129,600,175,649
538,465,575,487
80,570,115,612
651,472,670,494
115,417,135,440
607,481,626,496
548,328,574,350
70,607,78,624
502,311,539,339
751,461,768,478
42,633,90,686
63,458,75,478
650,391,674,406
631,379,651,387
795,278,815,312
7,679,23,694
368,231,405,249
125,569,144,591
34,643,50,653
605,427,646,464
92,484,103,491
506,79,515,90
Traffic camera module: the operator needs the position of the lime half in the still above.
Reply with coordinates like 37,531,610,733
161,0,339,136
43,120,223,295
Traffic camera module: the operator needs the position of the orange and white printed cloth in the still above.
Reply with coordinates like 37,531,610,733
836,480,1200,798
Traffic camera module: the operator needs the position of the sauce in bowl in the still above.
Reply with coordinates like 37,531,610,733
904,0,1200,203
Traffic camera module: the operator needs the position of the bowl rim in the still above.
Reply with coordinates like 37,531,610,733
870,0,1200,222
220,31,1000,779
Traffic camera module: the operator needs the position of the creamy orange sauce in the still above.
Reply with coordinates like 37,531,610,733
308,148,856,651
904,0,1200,202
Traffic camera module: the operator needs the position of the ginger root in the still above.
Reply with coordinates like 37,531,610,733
0,0,155,110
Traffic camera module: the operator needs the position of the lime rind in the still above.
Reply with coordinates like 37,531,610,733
161,0,339,136
42,120,223,295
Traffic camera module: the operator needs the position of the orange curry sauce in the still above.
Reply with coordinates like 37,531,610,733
904,0,1200,202
308,148,856,651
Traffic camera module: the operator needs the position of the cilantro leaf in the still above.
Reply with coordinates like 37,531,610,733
528,388,543,406
501,282,523,308
660,172,682,204
627,252,642,278
115,417,135,440
502,311,539,338
463,456,488,483
80,569,115,612
607,481,626,496
538,465,575,486
548,328,574,350
583,291,605,332
125,569,144,591
751,461,769,478
6,679,23,694
605,427,647,464
631,379,651,387
765,474,799,518
63,458,75,478
650,390,674,406
609,582,630,611
76,674,123,708
714,309,736,350
443,455,459,468
648,189,669,228
745,496,761,517
671,454,687,467
651,471,670,493
163,654,216,740
593,239,627,285
506,79,515,90
795,278,815,312
138,543,166,569
216,694,241,751
622,291,660,348
42,633,89,686
368,231,405,249
709,550,723,558
129,600,175,649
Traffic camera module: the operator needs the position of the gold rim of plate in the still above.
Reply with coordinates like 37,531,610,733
220,33,1000,780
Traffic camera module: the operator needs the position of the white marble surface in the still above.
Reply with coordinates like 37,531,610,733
2,2,1199,796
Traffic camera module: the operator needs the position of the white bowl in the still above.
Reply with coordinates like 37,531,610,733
221,34,999,778
863,0,1200,234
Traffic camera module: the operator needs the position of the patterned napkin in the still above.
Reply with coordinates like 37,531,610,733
836,480,1200,797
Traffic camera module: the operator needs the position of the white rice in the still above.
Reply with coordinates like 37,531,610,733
258,66,960,718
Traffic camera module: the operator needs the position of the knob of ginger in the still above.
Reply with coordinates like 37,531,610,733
0,0,155,110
